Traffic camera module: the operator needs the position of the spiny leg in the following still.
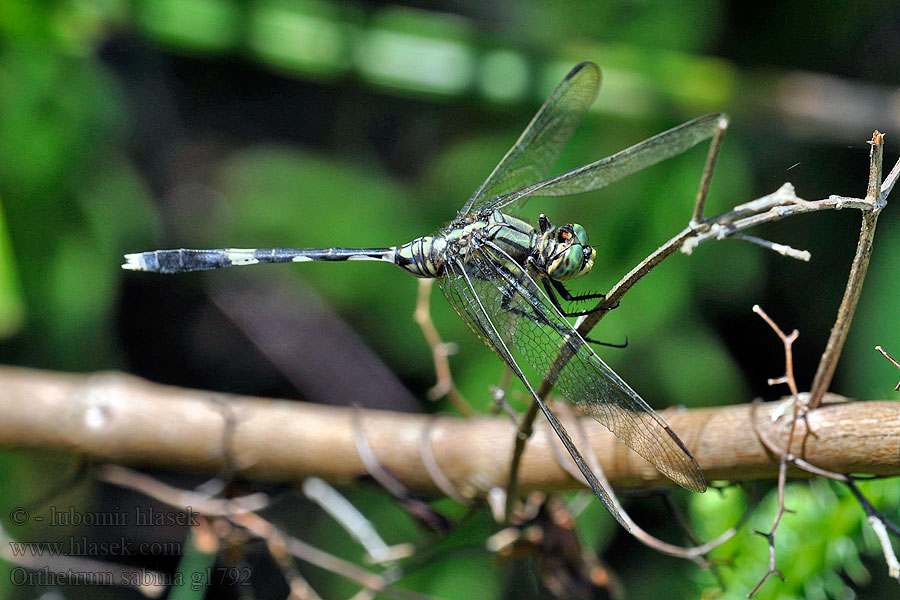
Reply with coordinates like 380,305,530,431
541,278,605,317
537,280,626,348
500,279,627,349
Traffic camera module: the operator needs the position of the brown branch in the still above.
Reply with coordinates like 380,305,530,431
809,131,886,408
691,115,730,223
2,366,899,494
876,346,900,391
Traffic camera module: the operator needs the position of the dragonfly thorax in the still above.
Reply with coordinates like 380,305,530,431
393,210,595,283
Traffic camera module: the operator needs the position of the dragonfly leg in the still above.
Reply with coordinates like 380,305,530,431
500,286,627,349
541,280,627,347
584,334,628,349
500,287,570,333
543,278,604,317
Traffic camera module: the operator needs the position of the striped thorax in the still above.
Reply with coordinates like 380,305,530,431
392,209,595,284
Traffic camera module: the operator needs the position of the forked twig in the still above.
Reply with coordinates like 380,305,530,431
748,306,803,597
413,279,473,415
876,345,900,391
750,306,900,591
232,512,438,600
751,401,900,584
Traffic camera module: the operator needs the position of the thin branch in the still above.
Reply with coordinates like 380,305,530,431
809,131,886,408
730,234,811,262
255,519,324,600
232,512,438,600
504,395,541,520
413,279,473,415
96,464,271,515
302,477,413,564
876,346,900,391
748,306,803,597
692,114,730,223
749,306,900,589
880,155,900,200
868,516,900,581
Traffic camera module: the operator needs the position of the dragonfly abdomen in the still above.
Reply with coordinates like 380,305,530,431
122,247,396,274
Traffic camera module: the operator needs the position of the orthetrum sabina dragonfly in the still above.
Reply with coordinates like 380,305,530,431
124,62,721,528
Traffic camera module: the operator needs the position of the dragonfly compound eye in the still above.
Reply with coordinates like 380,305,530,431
572,223,590,246
549,241,594,280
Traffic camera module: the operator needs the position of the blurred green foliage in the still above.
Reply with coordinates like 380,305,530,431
1,1,899,599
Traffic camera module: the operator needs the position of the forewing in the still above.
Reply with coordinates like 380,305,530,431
438,257,627,528
448,244,706,492
460,62,601,216
494,113,726,212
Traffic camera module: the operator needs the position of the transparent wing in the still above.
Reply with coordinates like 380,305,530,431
493,113,727,214
459,62,601,216
439,257,627,529
439,244,706,492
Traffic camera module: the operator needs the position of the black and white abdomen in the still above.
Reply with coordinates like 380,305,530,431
394,236,447,278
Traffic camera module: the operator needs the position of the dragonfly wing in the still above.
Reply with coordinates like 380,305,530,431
439,256,628,529
460,62,601,216
447,243,706,492
494,113,727,212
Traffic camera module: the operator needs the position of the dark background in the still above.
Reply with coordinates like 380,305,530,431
1,1,899,598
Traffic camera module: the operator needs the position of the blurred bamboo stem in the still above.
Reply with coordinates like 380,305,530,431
1,365,898,494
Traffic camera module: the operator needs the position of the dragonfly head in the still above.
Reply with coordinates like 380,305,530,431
544,222,595,281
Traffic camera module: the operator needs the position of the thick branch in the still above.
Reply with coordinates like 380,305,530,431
1,366,898,494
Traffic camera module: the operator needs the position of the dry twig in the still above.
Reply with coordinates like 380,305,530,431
413,279,472,415
98,464,436,600
809,131,887,409
748,306,900,591
748,306,803,597
875,346,900,391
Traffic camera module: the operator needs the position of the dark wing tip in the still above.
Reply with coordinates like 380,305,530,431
663,424,707,492
567,61,599,75
565,61,602,87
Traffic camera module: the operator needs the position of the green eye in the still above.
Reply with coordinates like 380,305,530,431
552,245,585,279
572,223,589,245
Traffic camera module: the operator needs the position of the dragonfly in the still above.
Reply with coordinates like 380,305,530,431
123,62,722,528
